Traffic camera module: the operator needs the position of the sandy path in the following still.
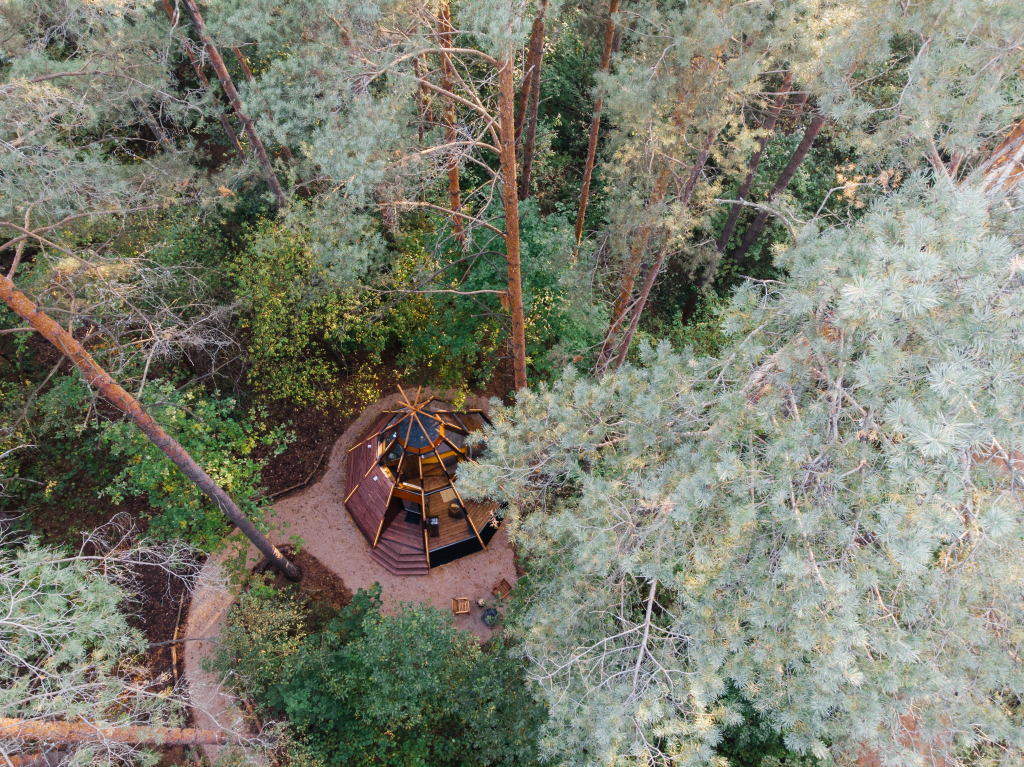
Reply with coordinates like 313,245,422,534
184,388,517,761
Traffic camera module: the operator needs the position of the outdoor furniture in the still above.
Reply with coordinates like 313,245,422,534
448,501,464,519
428,516,440,537
492,578,512,599
452,598,471,615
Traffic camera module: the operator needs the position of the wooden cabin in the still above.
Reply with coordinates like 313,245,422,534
344,391,500,575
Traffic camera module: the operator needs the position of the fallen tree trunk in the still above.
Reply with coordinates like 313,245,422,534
0,719,228,747
0,273,301,581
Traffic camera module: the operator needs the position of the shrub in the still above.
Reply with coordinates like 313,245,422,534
233,219,377,410
102,380,290,547
217,584,546,767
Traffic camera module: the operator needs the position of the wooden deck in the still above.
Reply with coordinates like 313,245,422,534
343,406,497,575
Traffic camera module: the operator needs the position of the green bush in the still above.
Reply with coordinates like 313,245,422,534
217,584,546,767
233,219,377,410
101,380,290,547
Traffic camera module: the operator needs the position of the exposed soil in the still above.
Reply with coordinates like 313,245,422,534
256,404,352,497
255,546,353,612
127,558,200,684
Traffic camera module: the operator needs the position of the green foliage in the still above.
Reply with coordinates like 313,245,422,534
462,182,1024,765
0,373,126,538
233,218,376,410
375,203,601,389
715,690,820,767
101,381,289,547
639,292,730,360
217,584,546,767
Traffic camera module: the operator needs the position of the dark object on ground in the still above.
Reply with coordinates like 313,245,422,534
482,608,498,626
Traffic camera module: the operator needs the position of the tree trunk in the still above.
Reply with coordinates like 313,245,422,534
160,0,247,160
611,128,718,368
178,0,287,206
594,163,671,373
731,112,825,266
0,275,301,581
514,13,542,147
573,0,621,245
978,116,1024,194
517,0,548,201
231,46,293,162
497,57,528,392
133,99,174,153
715,71,793,251
0,718,228,747
439,0,463,244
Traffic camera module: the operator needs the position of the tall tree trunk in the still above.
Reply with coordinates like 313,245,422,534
178,0,287,206
439,0,463,244
715,71,794,251
611,128,718,367
681,89,810,323
574,0,621,245
0,718,228,747
0,275,301,581
594,163,671,373
498,57,528,392
160,0,247,160
514,12,543,147
517,0,548,201
231,46,294,162
731,111,825,266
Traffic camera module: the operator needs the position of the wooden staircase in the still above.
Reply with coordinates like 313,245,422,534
370,519,429,575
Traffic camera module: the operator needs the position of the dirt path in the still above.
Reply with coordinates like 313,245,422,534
184,388,517,761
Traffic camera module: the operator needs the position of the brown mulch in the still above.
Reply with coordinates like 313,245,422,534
256,404,351,497
128,555,204,767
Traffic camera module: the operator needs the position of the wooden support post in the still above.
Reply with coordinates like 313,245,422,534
430,446,485,550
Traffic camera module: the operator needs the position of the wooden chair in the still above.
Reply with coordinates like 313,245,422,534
492,578,512,599
452,598,471,615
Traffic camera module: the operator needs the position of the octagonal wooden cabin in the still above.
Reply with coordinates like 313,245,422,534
343,392,499,575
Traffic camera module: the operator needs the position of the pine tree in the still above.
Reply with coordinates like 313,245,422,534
0,519,203,765
462,179,1024,765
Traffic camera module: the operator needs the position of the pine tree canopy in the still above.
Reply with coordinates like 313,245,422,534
461,179,1024,766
